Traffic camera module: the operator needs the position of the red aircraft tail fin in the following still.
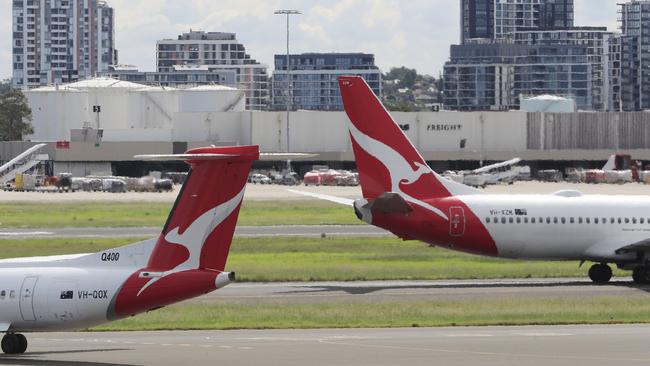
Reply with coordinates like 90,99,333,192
146,145,258,272
338,76,478,201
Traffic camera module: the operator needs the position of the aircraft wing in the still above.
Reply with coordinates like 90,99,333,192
286,189,354,206
585,237,650,259
615,238,650,255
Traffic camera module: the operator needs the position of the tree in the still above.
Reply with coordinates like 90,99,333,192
0,90,33,141
384,66,418,88
0,79,11,95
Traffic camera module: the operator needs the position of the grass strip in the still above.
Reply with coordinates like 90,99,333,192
0,201,357,228
0,236,625,281
93,296,650,331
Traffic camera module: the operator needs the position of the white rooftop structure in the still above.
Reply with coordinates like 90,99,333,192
32,77,154,92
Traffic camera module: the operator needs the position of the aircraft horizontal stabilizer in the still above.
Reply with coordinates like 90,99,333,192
363,192,413,214
133,153,237,161
259,153,319,161
286,189,354,206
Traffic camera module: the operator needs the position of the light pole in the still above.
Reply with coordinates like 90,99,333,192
275,9,301,152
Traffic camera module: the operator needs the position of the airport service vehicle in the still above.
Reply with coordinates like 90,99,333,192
0,145,258,354
248,173,272,184
293,76,650,285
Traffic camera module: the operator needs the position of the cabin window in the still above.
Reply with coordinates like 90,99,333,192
516,217,521,224
602,218,606,224
611,217,615,224
9,291,15,299
0,291,5,299
531,217,536,224
486,217,491,223
553,217,558,224
578,217,583,224
546,217,551,224
633,218,637,224
509,217,514,224
594,218,599,224
641,218,645,224
524,217,529,224
625,218,630,224
569,217,575,224
618,218,622,224
586,217,591,224
561,217,566,224
501,217,506,224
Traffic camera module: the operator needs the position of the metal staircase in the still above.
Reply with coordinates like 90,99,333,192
0,144,49,186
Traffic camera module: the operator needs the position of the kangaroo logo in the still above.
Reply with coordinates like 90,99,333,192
348,122,448,220
137,187,246,296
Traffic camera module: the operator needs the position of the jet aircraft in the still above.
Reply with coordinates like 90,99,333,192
293,76,650,285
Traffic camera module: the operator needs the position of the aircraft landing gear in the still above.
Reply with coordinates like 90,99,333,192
588,263,612,284
1,333,27,354
632,266,650,284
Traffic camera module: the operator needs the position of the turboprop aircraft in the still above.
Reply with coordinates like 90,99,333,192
292,75,650,285
0,145,258,354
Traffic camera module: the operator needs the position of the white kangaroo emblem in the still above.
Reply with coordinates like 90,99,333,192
137,187,246,296
348,122,448,220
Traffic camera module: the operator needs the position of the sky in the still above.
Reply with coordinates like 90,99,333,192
0,0,620,80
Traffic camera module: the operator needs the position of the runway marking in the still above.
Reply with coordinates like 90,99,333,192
199,345,213,348
514,332,572,337
238,346,253,350
219,345,233,349
0,231,53,236
445,334,493,338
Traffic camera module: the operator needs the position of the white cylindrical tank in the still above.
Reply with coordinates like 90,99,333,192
520,94,576,113
24,77,246,142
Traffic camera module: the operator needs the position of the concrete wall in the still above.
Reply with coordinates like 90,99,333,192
53,162,112,176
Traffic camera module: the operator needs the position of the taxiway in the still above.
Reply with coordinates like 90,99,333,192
9,325,650,366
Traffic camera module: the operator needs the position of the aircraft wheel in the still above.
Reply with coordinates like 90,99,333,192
15,334,27,354
588,263,612,284
632,266,650,284
1,333,27,354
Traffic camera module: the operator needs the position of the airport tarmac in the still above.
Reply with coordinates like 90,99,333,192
0,225,387,240
3,181,650,203
197,278,648,304
8,324,650,366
